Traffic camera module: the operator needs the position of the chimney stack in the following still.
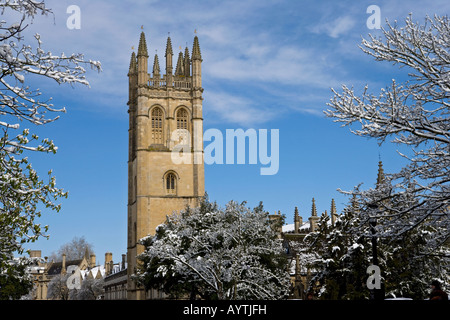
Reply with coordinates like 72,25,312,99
29,250,41,259
90,254,96,268
105,252,113,275
122,254,126,271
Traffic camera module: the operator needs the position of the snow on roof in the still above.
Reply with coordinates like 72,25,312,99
111,263,125,274
282,224,294,233
282,222,311,233
89,265,105,278
75,264,106,280
28,266,45,274
282,216,336,233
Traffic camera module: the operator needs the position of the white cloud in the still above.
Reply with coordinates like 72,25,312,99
204,91,278,126
311,15,356,38
329,16,356,38
208,46,336,87
11,0,377,125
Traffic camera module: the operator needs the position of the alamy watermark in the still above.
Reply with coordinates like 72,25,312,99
171,128,279,176
366,5,381,30
66,5,81,30
366,265,381,289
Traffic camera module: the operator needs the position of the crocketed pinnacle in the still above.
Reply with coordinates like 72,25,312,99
165,36,173,57
376,160,385,187
184,46,190,76
137,31,148,57
128,51,137,73
175,51,184,76
311,198,317,217
184,46,190,60
294,206,299,220
153,54,160,75
192,36,202,60
331,198,336,215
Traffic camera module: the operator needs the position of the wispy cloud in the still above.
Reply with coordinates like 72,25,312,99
204,91,278,127
18,0,349,125
311,15,356,38
206,45,340,88
19,0,450,126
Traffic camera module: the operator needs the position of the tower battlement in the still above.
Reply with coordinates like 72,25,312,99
128,32,202,92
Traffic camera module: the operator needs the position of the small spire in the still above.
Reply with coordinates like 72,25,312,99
331,199,337,226
192,36,202,60
376,160,385,188
152,54,160,75
294,207,300,233
184,46,190,77
351,194,360,213
311,198,317,217
175,51,184,76
128,51,137,74
137,31,148,57
165,36,173,57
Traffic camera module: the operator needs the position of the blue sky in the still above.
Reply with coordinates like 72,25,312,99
16,0,450,263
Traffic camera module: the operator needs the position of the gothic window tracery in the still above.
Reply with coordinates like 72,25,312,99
176,108,189,145
151,107,164,144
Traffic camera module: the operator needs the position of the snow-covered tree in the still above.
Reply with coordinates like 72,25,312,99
46,273,70,300
135,197,290,300
0,256,34,299
0,0,101,294
47,272,104,300
76,277,104,300
300,204,373,300
301,191,448,300
324,15,449,262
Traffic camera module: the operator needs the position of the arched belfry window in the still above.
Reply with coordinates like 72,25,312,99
176,108,188,130
151,107,163,144
175,108,189,145
165,172,177,195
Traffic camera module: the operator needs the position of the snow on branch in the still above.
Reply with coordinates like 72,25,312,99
324,14,449,255
135,199,290,300
0,0,99,288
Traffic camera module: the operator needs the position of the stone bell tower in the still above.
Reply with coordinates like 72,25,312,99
126,31,205,299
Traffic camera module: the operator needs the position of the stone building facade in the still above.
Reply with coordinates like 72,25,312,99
126,31,205,299
281,198,338,299
103,253,127,300
28,250,100,300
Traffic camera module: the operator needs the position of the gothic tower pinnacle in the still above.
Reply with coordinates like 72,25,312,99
152,53,160,77
137,31,149,86
309,198,319,232
376,160,385,188
330,198,337,226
